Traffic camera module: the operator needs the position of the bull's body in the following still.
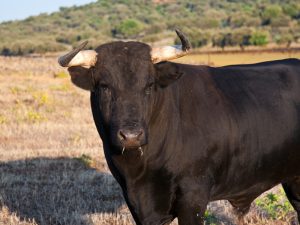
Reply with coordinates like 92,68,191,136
90,58,300,224
59,33,300,224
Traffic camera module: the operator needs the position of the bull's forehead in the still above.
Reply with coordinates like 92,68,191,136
96,41,154,88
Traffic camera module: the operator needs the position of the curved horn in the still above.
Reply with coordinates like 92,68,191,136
151,29,191,64
58,41,98,68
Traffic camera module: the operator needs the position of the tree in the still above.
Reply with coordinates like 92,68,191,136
232,29,252,50
271,15,291,27
212,33,233,50
283,4,300,18
261,5,283,25
275,33,294,48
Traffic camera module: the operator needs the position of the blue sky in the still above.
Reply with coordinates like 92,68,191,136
0,0,96,22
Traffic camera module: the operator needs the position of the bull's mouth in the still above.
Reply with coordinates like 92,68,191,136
121,146,144,156
119,137,143,149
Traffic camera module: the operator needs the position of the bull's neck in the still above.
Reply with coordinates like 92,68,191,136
148,83,182,153
90,82,182,181
111,85,183,180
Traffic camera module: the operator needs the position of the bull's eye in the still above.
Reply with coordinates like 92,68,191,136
99,84,109,91
145,83,154,95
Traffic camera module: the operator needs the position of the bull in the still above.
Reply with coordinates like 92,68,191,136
58,30,300,225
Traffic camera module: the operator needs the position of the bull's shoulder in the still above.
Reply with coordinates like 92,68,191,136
173,59,300,104
202,58,300,113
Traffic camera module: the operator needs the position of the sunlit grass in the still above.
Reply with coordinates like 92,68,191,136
175,51,300,66
54,71,69,79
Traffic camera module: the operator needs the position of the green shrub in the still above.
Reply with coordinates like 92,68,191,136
204,210,218,224
75,154,93,167
271,15,291,27
262,5,283,25
255,190,293,220
283,4,300,18
232,28,252,49
114,19,144,38
250,31,269,46
212,33,233,50
275,33,294,47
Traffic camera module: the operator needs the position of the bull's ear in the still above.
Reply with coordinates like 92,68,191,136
67,67,94,91
154,62,183,87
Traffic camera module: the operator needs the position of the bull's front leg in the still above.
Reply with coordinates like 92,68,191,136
176,195,208,225
176,180,210,225
126,181,177,225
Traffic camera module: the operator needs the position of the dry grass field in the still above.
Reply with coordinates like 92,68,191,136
0,52,299,225
177,51,300,66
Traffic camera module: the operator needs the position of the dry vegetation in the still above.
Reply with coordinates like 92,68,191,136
176,50,300,66
0,53,299,225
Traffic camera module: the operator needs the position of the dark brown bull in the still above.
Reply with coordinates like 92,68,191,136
58,30,300,225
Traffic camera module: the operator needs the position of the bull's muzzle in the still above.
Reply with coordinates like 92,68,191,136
117,129,146,149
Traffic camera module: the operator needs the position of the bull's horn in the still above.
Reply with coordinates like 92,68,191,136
58,41,98,68
151,29,191,64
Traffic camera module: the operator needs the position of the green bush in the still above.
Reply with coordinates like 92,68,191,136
283,4,300,18
204,210,218,224
271,15,291,27
232,28,252,49
114,19,144,38
255,190,293,220
212,33,233,50
75,154,93,167
275,33,294,47
250,31,269,46
262,5,283,24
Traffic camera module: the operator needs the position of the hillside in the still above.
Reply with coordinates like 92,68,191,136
1,0,300,55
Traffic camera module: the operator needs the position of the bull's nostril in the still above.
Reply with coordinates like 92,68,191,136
117,129,143,142
116,129,146,148
137,130,143,139
118,130,126,141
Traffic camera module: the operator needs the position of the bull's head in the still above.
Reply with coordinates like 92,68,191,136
58,30,190,152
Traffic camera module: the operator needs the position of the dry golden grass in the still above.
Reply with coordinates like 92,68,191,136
0,53,299,225
176,51,300,67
